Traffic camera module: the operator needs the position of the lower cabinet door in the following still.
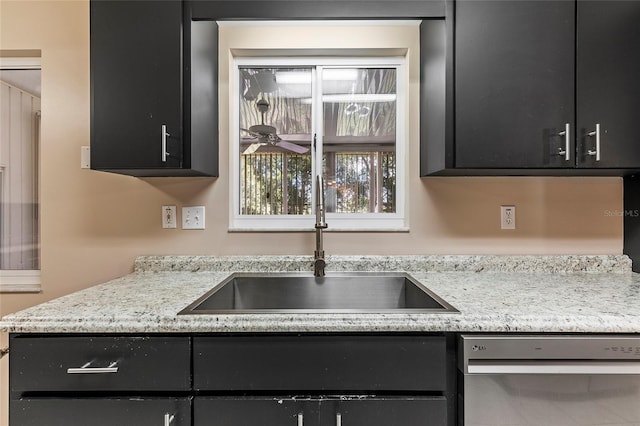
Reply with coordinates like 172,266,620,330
11,397,191,426
322,397,448,426
195,396,446,426
195,397,319,426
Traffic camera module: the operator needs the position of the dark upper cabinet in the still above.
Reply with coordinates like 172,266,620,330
424,0,640,175
576,1,640,168
454,0,575,170
90,0,218,177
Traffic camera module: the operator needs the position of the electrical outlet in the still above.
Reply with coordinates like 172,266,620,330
162,205,177,229
182,206,205,230
80,146,90,169
501,205,516,230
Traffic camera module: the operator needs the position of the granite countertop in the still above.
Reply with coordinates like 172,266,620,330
2,255,640,334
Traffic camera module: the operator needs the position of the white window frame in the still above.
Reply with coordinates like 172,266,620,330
230,56,407,232
0,57,41,293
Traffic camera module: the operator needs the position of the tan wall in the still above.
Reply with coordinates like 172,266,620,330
0,2,624,425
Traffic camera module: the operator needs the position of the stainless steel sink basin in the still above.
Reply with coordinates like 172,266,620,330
179,272,458,314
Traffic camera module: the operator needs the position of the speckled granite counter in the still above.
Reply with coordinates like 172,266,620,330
2,255,639,334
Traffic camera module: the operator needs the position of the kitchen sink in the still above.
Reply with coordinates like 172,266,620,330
179,272,458,314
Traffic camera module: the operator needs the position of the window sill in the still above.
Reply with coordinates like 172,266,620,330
0,270,41,293
229,227,410,233
230,215,408,232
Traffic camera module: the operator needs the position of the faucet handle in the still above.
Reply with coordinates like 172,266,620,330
314,251,326,277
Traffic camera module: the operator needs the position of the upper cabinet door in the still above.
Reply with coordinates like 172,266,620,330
455,0,575,169
90,0,183,172
576,0,640,168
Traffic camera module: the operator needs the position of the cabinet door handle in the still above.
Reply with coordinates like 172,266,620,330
587,123,601,161
557,123,570,161
66,361,119,374
161,124,170,162
336,413,342,426
297,413,304,426
164,413,175,426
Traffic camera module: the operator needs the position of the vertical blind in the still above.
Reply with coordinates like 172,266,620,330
0,80,40,270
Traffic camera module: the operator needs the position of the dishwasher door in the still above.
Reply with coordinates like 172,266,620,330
459,335,640,426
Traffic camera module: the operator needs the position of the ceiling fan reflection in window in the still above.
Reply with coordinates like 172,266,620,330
240,98,310,155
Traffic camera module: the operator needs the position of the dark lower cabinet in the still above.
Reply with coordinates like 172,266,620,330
9,335,192,426
193,334,446,392
9,333,454,426
9,335,191,393
195,396,447,426
192,334,452,425
11,398,191,426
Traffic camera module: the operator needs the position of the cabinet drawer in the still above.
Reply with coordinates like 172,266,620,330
194,335,446,391
10,335,190,392
11,397,191,426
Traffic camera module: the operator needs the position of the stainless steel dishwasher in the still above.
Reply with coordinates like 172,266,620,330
459,335,640,426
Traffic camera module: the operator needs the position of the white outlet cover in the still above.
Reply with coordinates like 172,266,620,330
80,146,90,169
500,205,516,230
182,206,205,230
162,205,177,229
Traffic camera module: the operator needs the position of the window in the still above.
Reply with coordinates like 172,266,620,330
0,56,41,292
231,57,406,231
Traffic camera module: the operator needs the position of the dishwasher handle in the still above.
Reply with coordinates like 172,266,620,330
466,360,640,375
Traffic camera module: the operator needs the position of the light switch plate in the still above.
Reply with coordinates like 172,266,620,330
182,206,205,230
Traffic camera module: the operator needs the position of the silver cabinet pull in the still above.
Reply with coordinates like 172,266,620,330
336,413,342,426
161,124,170,162
557,123,570,161
66,361,118,374
587,123,601,161
164,414,175,426
297,413,304,426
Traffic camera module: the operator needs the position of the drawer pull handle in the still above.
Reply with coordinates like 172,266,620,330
336,413,342,426
164,413,175,426
587,123,601,161
161,124,170,162
66,361,119,374
297,413,304,426
557,123,570,161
